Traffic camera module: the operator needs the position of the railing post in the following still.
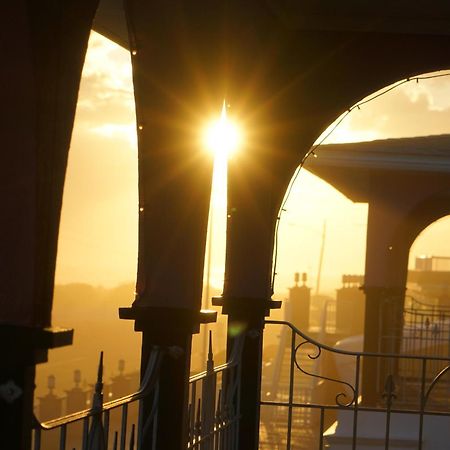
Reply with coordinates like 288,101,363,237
0,359,36,450
0,326,72,450
201,332,216,450
87,352,106,450
120,307,215,450
213,297,280,450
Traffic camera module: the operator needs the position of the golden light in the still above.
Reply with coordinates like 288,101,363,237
203,102,242,158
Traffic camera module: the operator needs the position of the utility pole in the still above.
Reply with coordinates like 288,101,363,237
316,220,327,296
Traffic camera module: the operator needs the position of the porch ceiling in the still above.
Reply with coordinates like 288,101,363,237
93,0,450,49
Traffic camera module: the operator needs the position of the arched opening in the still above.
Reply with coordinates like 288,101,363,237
35,31,141,422
273,70,450,336
408,215,450,296
260,70,450,447
404,215,450,357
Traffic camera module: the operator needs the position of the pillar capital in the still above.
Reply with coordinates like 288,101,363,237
119,306,216,336
212,295,281,319
0,325,73,367
361,285,407,299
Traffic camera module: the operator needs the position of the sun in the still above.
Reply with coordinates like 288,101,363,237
203,102,242,159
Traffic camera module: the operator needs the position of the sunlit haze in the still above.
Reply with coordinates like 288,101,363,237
35,30,450,402
55,32,450,299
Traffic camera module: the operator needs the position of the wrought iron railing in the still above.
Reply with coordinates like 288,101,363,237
261,320,450,450
380,294,450,382
33,347,162,450
406,290,450,312
187,332,243,450
33,332,243,450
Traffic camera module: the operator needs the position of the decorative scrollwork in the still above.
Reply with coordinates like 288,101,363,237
424,365,450,408
294,340,357,407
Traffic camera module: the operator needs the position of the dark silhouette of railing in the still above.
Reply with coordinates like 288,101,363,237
33,348,162,450
187,332,243,450
33,332,243,450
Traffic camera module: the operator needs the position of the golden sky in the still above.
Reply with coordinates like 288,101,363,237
54,31,450,298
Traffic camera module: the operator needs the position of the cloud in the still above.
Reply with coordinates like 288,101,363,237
89,123,137,147
74,32,136,130
323,76,450,144
401,73,450,111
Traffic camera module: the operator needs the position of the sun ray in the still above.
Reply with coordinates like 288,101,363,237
203,101,242,159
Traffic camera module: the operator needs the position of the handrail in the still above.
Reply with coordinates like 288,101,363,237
265,320,450,361
403,308,450,317
406,293,450,310
35,346,163,430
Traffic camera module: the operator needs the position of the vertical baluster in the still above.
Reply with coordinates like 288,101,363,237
210,372,218,447
286,328,296,450
129,424,135,450
231,403,237,450
194,398,201,450
234,361,241,450
59,424,67,450
137,390,146,450
34,427,41,450
190,380,197,443
318,408,325,450
187,403,192,448
223,402,228,450
112,431,118,450
221,370,228,450
383,373,396,450
224,375,230,449
418,359,427,450
229,355,238,450
201,332,216,450
104,410,110,450
352,355,360,450
148,382,160,450
120,403,128,450
220,385,230,449
82,417,89,450
214,390,221,450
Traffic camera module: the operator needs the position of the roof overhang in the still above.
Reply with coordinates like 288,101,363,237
93,0,450,49
305,134,450,202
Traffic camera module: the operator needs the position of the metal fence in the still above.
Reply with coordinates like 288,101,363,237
402,295,450,357
33,332,243,450
261,320,450,450
187,332,243,450
33,348,162,450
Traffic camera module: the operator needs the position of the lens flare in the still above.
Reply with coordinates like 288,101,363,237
203,102,242,158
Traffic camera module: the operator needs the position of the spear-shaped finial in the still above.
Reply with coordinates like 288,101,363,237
92,351,104,410
207,331,214,372
97,351,104,385
382,374,397,409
